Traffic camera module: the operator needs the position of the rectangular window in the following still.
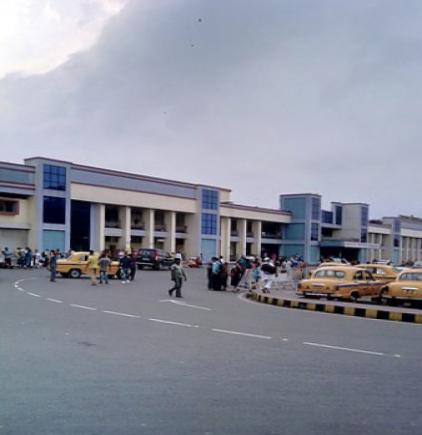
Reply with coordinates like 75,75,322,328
43,196,66,224
201,189,218,210
311,223,319,241
0,199,19,214
394,236,400,248
335,206,343,225
43,164,66,191
321,210,333,224
361,229,368,243
201,213,217,235
361,206,368,228
311,198,321,220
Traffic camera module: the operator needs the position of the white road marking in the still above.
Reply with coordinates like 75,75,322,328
148,318,193,328
70,304,97,311
160,299,212,311
212,328,272,340
303,342,386,356
46,298,63,304
27,292,41,298
281,338,289,342
17,287,25,292
394,354,401,358
103,310,141,318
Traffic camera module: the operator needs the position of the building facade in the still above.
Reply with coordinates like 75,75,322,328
1,156,422,265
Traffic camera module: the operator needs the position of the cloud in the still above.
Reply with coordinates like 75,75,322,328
1,0,422,218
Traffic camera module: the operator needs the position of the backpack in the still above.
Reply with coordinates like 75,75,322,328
261,263,276,274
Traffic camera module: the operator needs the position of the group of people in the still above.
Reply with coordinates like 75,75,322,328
207,255,278,293
1,246,57,269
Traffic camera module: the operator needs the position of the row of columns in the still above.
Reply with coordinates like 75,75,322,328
92,205,176,253
220,217,262,260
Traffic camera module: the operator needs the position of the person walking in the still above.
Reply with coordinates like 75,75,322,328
120,252,131,284
2,247,12,268
168,258,187,298
98,252,111,284
86,250,99,286
49,250,57,282
261,257,276,293
129,252,137,281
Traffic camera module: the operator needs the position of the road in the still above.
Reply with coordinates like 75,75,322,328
0,268,421,435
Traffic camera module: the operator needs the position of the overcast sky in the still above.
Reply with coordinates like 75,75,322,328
1,0,421,218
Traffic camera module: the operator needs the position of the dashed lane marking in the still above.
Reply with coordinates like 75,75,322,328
212,328,272,340
46,298,63,304
303,341,386,356
27,292,41,298
160,299,213,311
148,318,193,328
70,304,97,311
103,310,141,318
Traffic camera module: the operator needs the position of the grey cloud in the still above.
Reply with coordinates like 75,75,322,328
1,0,422,217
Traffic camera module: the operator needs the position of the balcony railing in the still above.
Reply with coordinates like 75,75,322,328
261,232,282,239
176,225,187,233
154,224,167,232
131,222,145,230
231,230,239,237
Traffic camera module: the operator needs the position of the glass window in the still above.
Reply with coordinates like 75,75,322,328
311,223,319,241
335,271,345,278
361,206,368,227
354,271,364,281
201,213,217,235
0,168,33,184
311,197,321,220
0,199,18,214
399,273,422,281
43,164,66,191
335,206,343,225
361,229,367,243
314,270,326,278
321,210,333,224
394,236,400,248
43,196,66,224
201,190,218,210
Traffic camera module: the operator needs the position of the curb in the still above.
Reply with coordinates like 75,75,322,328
248,291,422,325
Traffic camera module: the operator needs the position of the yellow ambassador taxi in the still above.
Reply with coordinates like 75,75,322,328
56,252,120,279
380,269,422,305
358,264,399,283
297,266,384,301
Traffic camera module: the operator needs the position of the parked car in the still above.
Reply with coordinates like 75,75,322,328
297,266,384,301
186,256,202,268
56,251,120,278
380,269,422,305
358,264,400,283
136,249,175,270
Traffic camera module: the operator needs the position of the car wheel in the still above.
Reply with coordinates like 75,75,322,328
350,291,360,302
137,264,143,270
69,269,81,279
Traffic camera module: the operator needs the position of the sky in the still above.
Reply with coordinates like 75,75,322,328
1,0,422,218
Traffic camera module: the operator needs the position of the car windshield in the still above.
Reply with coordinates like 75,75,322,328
314,270,345,279
399,273,422,281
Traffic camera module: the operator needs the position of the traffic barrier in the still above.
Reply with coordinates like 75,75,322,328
249,291,422,324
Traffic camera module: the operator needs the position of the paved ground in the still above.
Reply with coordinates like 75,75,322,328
1,268,421,435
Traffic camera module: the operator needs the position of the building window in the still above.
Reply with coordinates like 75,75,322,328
202,190,218,210
311,223,319,241
361,206,368,227
361,229,367,243
201,213,217,235
43,164,66,191
0,199,19,215
322,210,333,224
335,206,343,225
43,196,66,224
311,197,321,220
394,236,400,248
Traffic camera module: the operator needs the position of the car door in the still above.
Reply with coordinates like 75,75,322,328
353,270,367,294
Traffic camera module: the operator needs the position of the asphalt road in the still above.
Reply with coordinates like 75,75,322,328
1,267,421,435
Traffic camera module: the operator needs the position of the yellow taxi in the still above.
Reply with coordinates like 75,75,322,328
297,266,384,301
358,264,399,283
380,269,422,305
56,252,120,279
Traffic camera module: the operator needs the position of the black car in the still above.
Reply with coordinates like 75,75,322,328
136,249,175,270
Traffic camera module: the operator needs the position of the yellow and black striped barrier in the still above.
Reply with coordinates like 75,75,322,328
249,292,422,324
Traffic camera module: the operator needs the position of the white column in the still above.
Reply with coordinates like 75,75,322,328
91,203,105,252
143,209,155,249
164,211,176,253
240,219,247,256
252,221,262,257
120,206,131,251
220,217,231,261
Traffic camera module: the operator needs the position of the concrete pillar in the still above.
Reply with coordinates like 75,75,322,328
220,217,231,261
120,206,131,251
90,203,105,252
240,219,247,256
143,209,155,249
164,211,176,254
251,221,262,257
185,213,200,258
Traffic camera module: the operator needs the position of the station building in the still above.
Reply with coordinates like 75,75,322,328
1,156,422,265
